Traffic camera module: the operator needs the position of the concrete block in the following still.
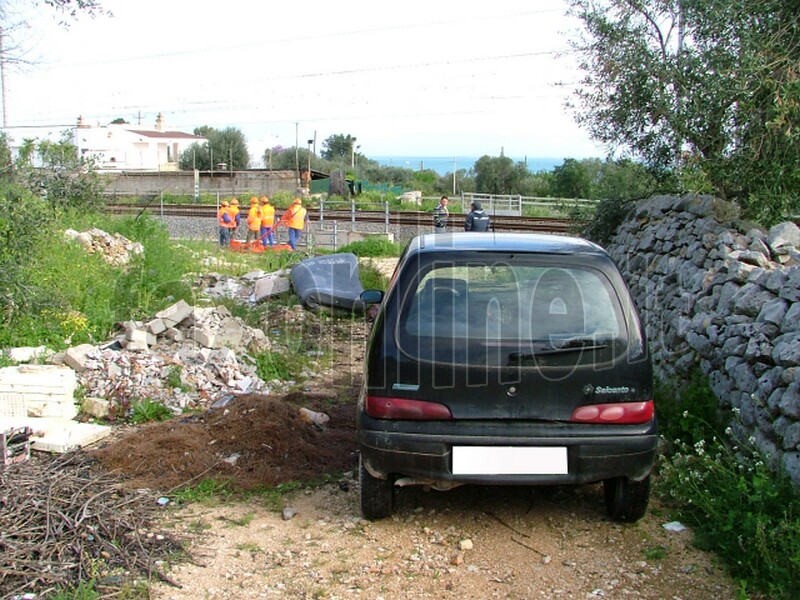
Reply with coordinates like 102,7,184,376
147,318,167,335
63,344,96,373
0,365,78,419
156,299,193,327
164,327,185,342
82,396,111,419
254,276,291,302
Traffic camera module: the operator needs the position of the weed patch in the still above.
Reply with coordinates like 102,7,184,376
656,374,800,600
130,399,173,424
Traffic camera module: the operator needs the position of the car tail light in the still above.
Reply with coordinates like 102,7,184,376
570,400,654,424
366,396,453,420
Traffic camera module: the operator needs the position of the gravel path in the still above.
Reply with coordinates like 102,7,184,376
151,479,740,600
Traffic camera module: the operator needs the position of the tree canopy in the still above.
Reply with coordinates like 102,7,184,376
321,134,358,162
178,126,249,171
568,0,800,223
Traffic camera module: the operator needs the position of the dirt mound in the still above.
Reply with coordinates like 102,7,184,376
91,387,358,492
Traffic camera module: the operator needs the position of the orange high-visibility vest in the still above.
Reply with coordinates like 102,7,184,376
226,205,239,228
286,205,307,229
218,207,232,227
247,205,262,230
261,204,276,227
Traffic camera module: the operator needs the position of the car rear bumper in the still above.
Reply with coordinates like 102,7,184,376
358,427,658,486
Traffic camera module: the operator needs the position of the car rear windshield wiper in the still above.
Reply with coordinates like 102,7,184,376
509,337,611,360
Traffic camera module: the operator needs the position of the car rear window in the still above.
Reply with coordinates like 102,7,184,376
396,259,627,366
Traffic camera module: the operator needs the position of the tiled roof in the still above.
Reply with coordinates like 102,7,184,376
127,130,205,140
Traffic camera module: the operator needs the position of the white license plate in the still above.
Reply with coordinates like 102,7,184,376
452,446,568,475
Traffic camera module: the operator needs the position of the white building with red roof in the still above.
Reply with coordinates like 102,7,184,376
74,113,206,171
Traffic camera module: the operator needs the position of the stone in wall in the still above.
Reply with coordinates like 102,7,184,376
606,194,800,485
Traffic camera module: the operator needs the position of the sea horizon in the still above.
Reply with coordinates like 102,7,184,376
372,155,568,176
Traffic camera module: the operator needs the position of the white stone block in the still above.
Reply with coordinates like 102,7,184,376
156,299,194,327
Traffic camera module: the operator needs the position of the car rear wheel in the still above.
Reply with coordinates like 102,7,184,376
359,456,394,520
603,475,650,522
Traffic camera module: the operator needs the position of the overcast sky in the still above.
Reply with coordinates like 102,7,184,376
3,0,604,163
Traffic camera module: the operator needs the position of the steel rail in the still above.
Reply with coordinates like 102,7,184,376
105,204,577,233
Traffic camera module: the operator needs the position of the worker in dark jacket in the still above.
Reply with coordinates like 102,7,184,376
465,201,490,232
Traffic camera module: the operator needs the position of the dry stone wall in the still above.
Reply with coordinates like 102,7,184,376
605,195,800,484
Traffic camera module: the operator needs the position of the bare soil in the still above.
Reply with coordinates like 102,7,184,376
89,286,745,600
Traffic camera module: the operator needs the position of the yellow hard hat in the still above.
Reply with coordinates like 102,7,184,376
293,198,302,205
230,198,239,206
221,200,229,207
250,196,258,205
260,196,269,204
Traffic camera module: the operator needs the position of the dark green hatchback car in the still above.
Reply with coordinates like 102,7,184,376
358,232,657,521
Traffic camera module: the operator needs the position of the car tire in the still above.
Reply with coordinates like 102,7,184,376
359,455,394,520
603,475,650,522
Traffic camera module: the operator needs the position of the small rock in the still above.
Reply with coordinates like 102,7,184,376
282,507,297,521
459,538,474,551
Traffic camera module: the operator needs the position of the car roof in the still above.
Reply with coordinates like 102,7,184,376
409,232,607,256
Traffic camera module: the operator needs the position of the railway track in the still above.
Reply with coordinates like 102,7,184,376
105,204,577,234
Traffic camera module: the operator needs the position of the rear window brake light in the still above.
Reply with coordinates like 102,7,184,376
570,400,654,424
366,396,453,420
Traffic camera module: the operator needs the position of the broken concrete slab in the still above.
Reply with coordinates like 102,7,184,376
0,416,111,453
253,275,291,302
63,343,97,373
146,318,167,335
155,299,193,327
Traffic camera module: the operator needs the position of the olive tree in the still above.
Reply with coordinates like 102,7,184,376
568,0,800,223
179,126,249,171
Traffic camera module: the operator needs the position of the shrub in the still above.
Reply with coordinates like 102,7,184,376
659,427,800,600
656,373,800,599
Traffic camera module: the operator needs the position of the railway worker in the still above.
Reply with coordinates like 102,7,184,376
228,198,241,239
464,201,491,232
283,197,307,250
433,196,449,232
245,197,262,244
217,200,234,247
259,196,276,247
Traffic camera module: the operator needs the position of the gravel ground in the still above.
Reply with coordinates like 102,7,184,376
151,481,742,600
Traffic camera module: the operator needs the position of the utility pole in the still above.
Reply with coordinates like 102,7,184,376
294,122,300,188
0,28,8,128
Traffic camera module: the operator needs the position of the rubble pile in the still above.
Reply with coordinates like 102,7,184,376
64,227,145,266
63,300,275,416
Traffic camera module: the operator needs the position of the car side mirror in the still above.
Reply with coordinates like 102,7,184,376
360,289,384,305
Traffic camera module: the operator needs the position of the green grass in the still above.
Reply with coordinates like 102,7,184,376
359,263,389,291
171,478,234,503
48,579,100,600
337,237,403,257
655,373,800,600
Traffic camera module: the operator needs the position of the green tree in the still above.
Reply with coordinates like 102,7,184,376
551,158,598,198
321,134,357,162
568,0,800,223
473,155,528,195
178,126,249,170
